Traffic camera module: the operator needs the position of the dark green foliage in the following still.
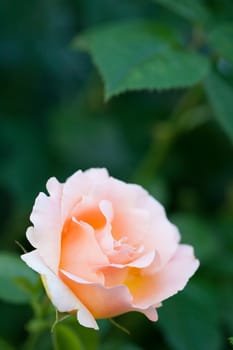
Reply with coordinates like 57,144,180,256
75,20,210,99
204,73,233,141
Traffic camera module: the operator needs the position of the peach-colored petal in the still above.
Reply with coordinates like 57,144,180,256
99,200,113,222
147,217,180,267
21,250,98,330
61,169,109,221
29,191,62,273
103,179,180,268
77,309,99,330
59,269,137,319
46,177,63,198
100,266,129,287
104,180,146,210
132,191,180,266
26,226,37,248
134,192,180,266
139,306,158,321
111,209,178,269
127,250,156,268
85,168,109,182
128,245,199,308
60,270,96,284
59,218,108,284
108,250,158,271
60,269,160,322
73,196,106,230
112,184,180,267
111,208,150,246
95,200,114,254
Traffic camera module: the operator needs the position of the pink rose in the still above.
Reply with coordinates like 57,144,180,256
21,168,199,330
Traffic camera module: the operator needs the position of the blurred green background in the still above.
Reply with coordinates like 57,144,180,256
0,1,233,349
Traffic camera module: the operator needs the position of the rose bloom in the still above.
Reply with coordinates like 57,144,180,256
22,168,199,330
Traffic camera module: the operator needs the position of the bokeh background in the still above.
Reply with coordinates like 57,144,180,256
0,1,233,349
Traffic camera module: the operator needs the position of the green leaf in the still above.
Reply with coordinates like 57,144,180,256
220,282,233,336
75,21,209,100
208,23,233,64
204,73,233,142
155,0,211,24
58,316,99,350
27,319,50,333
171,213,219,263
158,281,223,350
0,252,38,304
101,340,143,350
0,337,14,350
53,324,83,350
229,337,233,346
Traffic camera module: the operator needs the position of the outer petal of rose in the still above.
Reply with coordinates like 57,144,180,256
60,269,159,322
59,269,132,319
127,245,199,308
85,168,109,183
139,194,181,267
140,306,158,321
147,217,180,268
26,226,37,248
26,177,62,270
104,179,145,210
46,177,63,199
59,219,108,283
29,189,62,273
21,250,98,330
111,182,180,267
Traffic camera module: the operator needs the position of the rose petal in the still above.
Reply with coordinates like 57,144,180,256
26,226,37,248
128,245,199,308
60,268,161,322
95,200,114,254
46,177,63,198
60,269,136,319
29,191,62,273
111,208,150,245
85,168,109,182
108,250,158,270
105,180,144,210
61,169,109,221
148,216,180,267
61,270,96,285
138,194,181,266
99,200,113,222
21,250,98,330
77,309,99,330
139,306,158,321
100,266,129,287
112,185,180,267
59,218,108,284
127,250,156,268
